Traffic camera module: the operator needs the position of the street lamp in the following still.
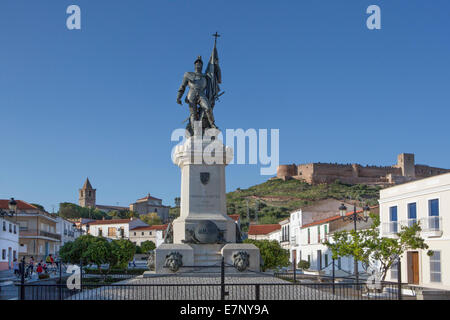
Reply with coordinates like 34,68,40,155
338,201,371,286
0,198,17,217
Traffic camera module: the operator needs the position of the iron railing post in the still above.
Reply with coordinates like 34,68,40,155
293,256,296,283
20,258,25,300
59,259,62,300
220,257,228,300
80,259,83,293
332,258,335,295
397,259,402,300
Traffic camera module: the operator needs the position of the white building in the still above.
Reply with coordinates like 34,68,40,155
0,216,19,271
380,172,450,290
247,224,281,241
129,224,167,247
87,218,148,240
288,199,372,277
56,216,82,251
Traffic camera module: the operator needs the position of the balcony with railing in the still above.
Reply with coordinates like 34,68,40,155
419,216,443,238
290,235,297,246
382,221,399,235
19,228,61,241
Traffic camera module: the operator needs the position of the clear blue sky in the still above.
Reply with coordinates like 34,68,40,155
1,0,449,212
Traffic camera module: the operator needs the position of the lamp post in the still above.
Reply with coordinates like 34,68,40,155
0,198,17,218
338,202,371,287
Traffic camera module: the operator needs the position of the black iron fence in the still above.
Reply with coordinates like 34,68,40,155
18,281,403,300
16,257,406,301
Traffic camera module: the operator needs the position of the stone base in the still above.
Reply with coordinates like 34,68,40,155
155,244,194,274
221,243,261,273
154,243,261,274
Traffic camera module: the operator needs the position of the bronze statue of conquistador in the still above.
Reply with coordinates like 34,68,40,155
176,33,223,135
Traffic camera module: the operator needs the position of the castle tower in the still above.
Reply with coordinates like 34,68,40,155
79,178,96,208
397,153,416,178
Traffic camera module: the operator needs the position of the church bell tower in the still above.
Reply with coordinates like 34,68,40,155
79,178,96,208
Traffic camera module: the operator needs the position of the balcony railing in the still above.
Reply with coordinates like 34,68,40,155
19,229,61,241
290,235,297,246
420,216,443,237
382,221,398,235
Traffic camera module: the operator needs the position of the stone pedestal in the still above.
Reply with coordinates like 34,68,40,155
154,135,260,273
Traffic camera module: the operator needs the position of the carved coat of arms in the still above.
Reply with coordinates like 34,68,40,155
200,172,210,185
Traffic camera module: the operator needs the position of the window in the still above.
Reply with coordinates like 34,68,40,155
324,225,328,241
389,206,398,233
2,249,5,260
2,221,5,231
307,255,310,264
108,227,117,237
391,261,398,280
149,231,152,235
324,253,328,267
317,250,322,270
307,228,310,244
141,232,144,236
430,251,441,282
14,225,17,234
134,232,136,236
317,226,320,242
338,257,342,269
428,199,440,230
9,223,12,233
408,203,417,226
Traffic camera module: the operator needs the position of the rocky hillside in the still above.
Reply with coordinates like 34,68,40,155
226,179,382,231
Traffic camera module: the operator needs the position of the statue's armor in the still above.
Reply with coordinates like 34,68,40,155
177,72,210,110
177,70,217,131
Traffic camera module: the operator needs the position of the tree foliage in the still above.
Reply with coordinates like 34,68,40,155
140,212,162,226
324,214,432,281
140,240,156,253
58,202,109,220
243,239,289,271
59,235,135,271
110,239,136,269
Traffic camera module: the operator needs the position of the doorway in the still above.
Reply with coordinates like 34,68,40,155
407,251,419,284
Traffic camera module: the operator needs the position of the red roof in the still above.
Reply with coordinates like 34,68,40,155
0,199,39,211
228,214,240,222
88,219,132,225
132,224,168,231
248,224,281,235
137,193,162,202
301,206,378,228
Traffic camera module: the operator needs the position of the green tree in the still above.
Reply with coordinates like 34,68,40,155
243,239,289,271
324,214,432,282
59,202,110,220
110,239,136,269
140,240,156,253
59,235,111,268
140,212,162,226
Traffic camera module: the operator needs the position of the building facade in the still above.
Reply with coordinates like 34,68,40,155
247,224,281,241
129,224,167,247
0,215,19,271
13,201,61,261
380,172,450,290
87,218,148,240
129,194,170,223
56,216,82,250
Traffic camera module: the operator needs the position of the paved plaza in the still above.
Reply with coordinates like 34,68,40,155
67,273,349,300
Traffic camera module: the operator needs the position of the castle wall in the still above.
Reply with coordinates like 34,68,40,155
276,154,449,186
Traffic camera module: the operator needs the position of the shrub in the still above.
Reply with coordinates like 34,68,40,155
297,260,310,270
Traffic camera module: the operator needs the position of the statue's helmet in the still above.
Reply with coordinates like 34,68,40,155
194,56,203,66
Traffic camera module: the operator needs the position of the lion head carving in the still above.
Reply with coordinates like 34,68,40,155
164,251,183,272
232,251,250,272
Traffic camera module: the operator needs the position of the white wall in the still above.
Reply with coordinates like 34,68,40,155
380,173,450,290
0,217,19,271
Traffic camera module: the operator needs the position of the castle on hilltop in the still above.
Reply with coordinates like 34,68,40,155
276,153,450,186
